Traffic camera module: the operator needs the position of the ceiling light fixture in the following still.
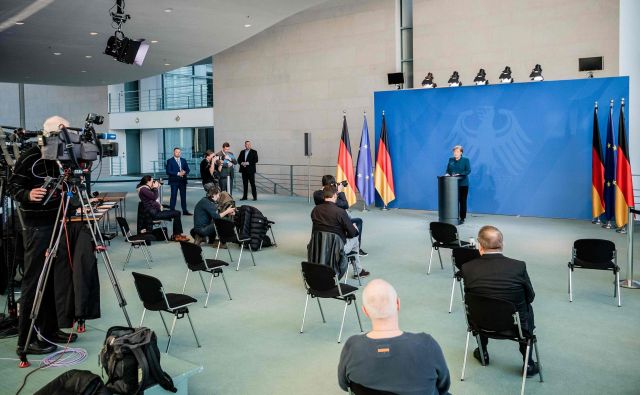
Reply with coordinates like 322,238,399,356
85,55,92,58
151,40,158,43
163,8,173,13
81,70,87,73
164,63,171,66
244,15,252,28
90,32,99,36
53,52,62,56
15,21,25,25
104,0,149,66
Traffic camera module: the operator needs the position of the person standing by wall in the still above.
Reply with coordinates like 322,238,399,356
166,147,192,215
238,140,259,201
217,142,237,194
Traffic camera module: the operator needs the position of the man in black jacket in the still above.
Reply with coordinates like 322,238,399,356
311,185,369,278
238,140,259,201
313,175,367,256
461,225,538,377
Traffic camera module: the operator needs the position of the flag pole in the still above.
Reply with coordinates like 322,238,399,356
362,109,369,212
592,101,601,224
603,99,614,229
616,98,628,234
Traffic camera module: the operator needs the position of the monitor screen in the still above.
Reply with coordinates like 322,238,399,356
579,57,603,72
387,72,404,85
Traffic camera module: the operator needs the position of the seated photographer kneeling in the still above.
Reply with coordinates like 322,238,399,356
192,184,236,246
137,175,189,242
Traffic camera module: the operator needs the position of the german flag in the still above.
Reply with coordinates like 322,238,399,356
336,115,357,207
615,100,634,228
374,113,396,206
592,103,605,219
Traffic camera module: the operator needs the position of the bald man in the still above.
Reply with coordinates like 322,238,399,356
461,225,538,377
337,279,450,394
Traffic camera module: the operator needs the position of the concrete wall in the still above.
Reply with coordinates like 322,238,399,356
213,0,396,167
412,0,619,85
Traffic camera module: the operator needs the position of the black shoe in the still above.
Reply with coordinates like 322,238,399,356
240,198,247,201
252,198,257,201
358,249,368,257
183,211,193,216
16,341,57,355
353,269,370,279
524,362,539,378
49,330,78,343
473,348,490,365
459,219,465,224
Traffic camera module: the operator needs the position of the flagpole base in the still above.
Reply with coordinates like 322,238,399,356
619,279,640,289
592,218,601,224
602,221,613,229
381,205,388,211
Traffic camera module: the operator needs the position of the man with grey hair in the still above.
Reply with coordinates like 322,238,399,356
461,225,538,377
337,279,450,394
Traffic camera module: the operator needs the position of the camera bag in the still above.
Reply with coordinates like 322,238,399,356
99,326,176,395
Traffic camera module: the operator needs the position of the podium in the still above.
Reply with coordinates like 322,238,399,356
438,175,460,225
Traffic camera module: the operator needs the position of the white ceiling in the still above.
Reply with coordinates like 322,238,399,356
0,0,327,86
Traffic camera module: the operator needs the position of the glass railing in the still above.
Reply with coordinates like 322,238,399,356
108,85,213,113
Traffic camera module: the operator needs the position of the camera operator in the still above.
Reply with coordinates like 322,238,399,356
313,175,368,256
216,142,237,193
137,175,189,242
200,149,220,190
7,116,77,356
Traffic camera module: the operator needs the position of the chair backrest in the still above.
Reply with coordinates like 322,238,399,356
179,241,207,271
116,216,132,236
464,292,523,339
573,239,615,266
131,272,168,311
307,231,347,278
349,382,397,395
214,218,238,243
452,247,480,270
301,261,339,293
429,222,459,243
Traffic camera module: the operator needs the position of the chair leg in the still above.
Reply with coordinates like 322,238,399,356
198,271,208,293
227,244,233,264
220,271,232,300
521,342,531,395
144,244,153,262
142,245,152,269
449,277,457,313
338,300,349,343
352,259,361,286
161,226,169,243
204,271,215,308
344,264,350,284
182,270,190,293
269,227,277,247
165,315,178,353
533,339,543,382
317,298,326,323
428,247,434,274
248,244,256,266
215,241,220,260
461,331,470,381
437,248,444,269
476,335,487,367
123,245,133,270
616,270,621,307
186,311,201,348
568,268,573,302
237,244,244,270
353,299,363,332
300,294,310,333
159,312,170,337
139,308,147,327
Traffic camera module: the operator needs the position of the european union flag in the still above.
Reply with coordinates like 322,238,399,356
356,114,374,207
603,101,616,221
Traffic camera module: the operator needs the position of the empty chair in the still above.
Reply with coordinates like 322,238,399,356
299,261,363,343
461,293,543,395
116,216,152,270
568,239,621,306
214,218,256,271
449,247,480,313
179,241,232,307
428,222,469,274
131,272,201,353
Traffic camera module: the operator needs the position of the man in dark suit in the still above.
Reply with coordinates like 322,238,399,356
461,225,539,377
165,147,192,215
238,140,259,201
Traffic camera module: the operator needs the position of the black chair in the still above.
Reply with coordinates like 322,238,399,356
449,247,480,313
116,216,152,270
461,293,543,395
568,239,621,307
307,231,360,285
214,218,256,271
179,241,232,307
131,272,201,353
260,219,278,249
137,201,169,242
428,221,469,274
349,382,397,395
299,261,363,343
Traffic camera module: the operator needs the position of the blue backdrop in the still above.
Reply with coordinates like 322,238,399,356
374,77,629,219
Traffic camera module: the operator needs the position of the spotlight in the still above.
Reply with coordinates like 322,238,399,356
104,32,149,66
448,71,461,87
529,64,544,81
473,68,489,85
499,66,514,83
421,73,437,88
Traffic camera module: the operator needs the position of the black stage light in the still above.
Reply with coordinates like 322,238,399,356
104,32,149,66
529,64,544,81
448,71,461,87
499,66,514,83
421,72,437,88
473,68,489,85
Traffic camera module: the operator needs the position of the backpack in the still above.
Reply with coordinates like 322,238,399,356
35,369,110,395
99,326,177,394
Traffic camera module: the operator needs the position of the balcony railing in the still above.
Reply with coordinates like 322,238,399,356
108,85,213,113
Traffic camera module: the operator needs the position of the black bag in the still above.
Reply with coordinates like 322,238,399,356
151,227,168,241
99,326,177,395
235,205,269,250
35,369,110,395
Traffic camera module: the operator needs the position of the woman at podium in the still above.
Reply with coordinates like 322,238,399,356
446,145,471,224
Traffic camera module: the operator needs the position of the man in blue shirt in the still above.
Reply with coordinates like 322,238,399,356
192,184,236,245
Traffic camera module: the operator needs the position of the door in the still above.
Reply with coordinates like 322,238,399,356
125,129,141,175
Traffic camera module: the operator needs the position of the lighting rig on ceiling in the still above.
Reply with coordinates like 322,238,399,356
421,72,437,88
448,71,462,87
529,64,544,81
104,0,149,66
473,68,489,85
498,66,514,83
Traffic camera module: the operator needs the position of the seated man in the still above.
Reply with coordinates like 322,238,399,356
137,175,189,241
338,279,451,394
311,185,369,278
192,184,236,246
313,175,367,256
461,225,539,377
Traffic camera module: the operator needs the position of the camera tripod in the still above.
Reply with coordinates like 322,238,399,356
19,173,132,367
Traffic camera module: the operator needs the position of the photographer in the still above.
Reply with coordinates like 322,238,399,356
216,142,237,193
313,175,367,256
191,184,236,246
137,175,189,242
7,116,76,356
200,149,220,190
